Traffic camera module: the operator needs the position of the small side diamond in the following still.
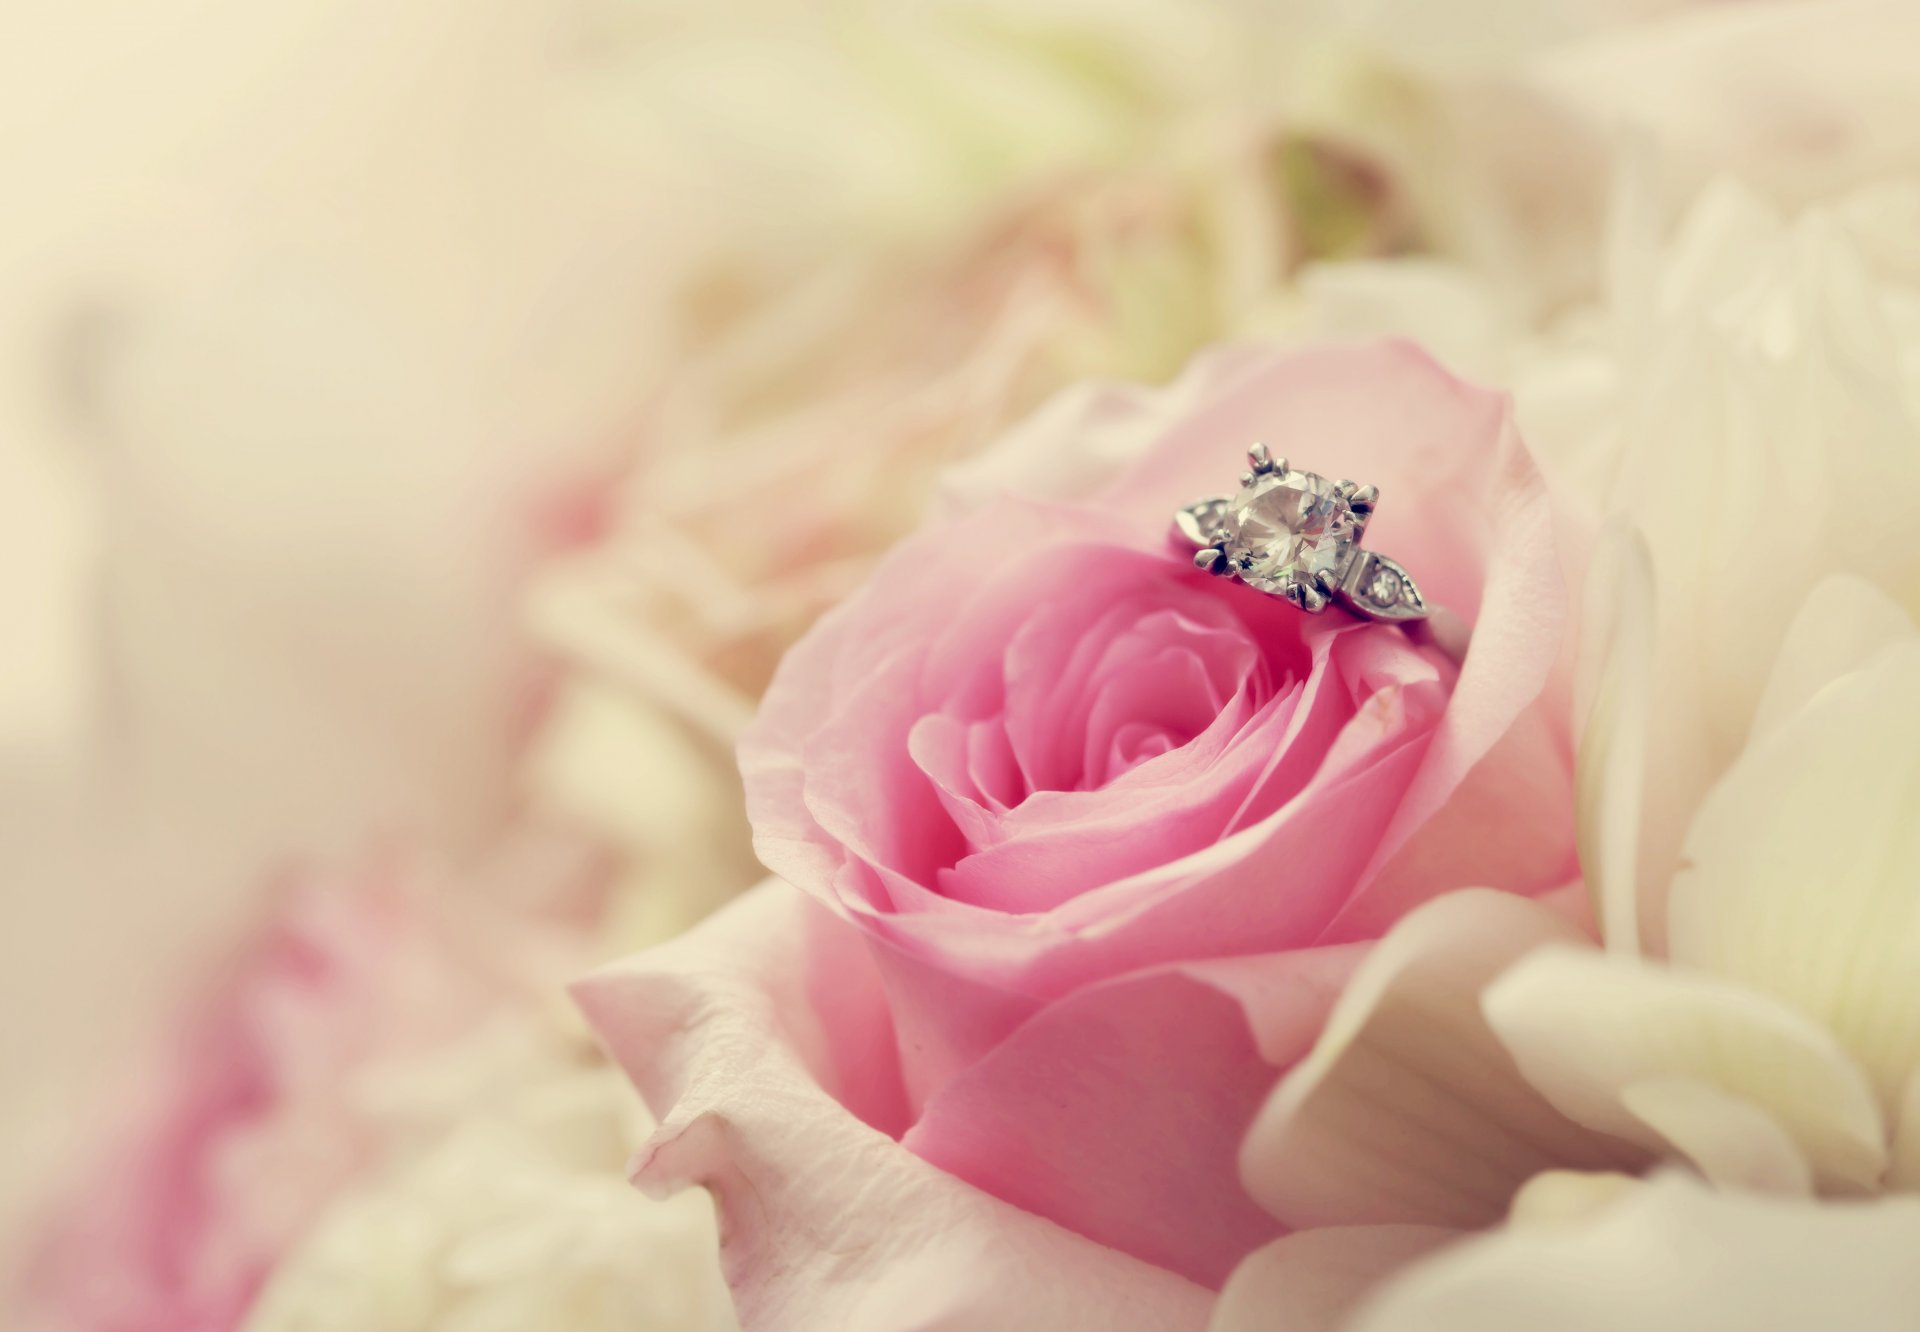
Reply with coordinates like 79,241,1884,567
1366,566,1402,606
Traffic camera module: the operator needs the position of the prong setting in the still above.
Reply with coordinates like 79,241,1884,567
1348,483,1378,533
1339,551,1427,621
1295,574,1332,613
1194,546,1229,574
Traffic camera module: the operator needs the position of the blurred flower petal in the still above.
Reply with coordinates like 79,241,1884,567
1530,0,1920,207
1750,576,1916,739
1242,890,1640,1230
1208,1226,1454,1332
1668,644,1920,1109
1350,1174,1920,1332
1886,1075,1920,1194
1572,526,1656,954
1616,1079,1812,1197
1485,948,1886,1193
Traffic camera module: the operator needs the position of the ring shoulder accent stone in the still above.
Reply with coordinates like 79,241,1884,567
1338,551,1428,621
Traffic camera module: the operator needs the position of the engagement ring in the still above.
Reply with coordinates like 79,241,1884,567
1172,444,1431,623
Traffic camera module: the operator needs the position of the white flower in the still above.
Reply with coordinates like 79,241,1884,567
1297,174,1920,939
243,1058,735,1332
1212,565,1920,1331
1214,176,1920,1330
1529,0,1920,208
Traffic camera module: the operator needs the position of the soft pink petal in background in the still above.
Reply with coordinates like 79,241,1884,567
17,854,529,1332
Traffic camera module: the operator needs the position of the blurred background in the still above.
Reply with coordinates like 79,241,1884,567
3,1,1915,1327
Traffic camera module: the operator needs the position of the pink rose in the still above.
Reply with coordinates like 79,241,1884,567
579,342,1577,1328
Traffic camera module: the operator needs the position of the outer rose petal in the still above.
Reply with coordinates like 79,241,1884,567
904,947,1367,1288
1348,1174,1920,1332
573,883,1213,1332
937,344,1274,513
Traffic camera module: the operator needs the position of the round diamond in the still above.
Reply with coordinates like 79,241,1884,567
1220,469,1358,593
1366,566,1402,606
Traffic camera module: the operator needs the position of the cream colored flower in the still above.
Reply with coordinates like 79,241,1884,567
1214,175,1920,1331
243,1051,734,1332
1213,562,1920,1330
1220,1171,1920,1332
1529,0,1920,209
217,872,738,1332
1294,175,1920,942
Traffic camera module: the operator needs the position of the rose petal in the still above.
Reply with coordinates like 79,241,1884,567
1002,591,1271,796
745,498,1137,906
1331,683,1579,943
904,949,1364,1287
937,621,1429,916
837,698,1437,1096
938,343,1275,513
574,883,1212,1332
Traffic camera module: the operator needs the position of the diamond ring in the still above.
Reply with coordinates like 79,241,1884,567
1172,444,1431,623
